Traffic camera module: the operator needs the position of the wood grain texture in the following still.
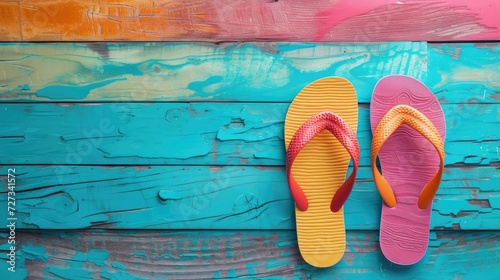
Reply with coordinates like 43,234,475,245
0,42,427,103
0,1,21,41
0,40,499,278
0,1,499,41
0,103,498,166
0,230,499,280
0,166,498,230
14,0,216,41
429,43,500,104
1,42,499,103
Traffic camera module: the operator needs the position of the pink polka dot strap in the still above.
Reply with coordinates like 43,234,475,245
286,111,360,212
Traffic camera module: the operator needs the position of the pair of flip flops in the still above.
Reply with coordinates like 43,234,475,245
285,75,446,267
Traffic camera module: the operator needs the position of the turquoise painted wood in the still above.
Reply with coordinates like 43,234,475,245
429,43,500,104
1,42,499,279
0,103,498,166
1,43,499,104
0,230,499,280
0,42,427,103
0,166,497,230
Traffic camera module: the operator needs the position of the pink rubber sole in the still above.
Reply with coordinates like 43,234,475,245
370,75,446,265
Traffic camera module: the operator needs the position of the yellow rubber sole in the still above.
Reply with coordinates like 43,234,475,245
284,77,358,267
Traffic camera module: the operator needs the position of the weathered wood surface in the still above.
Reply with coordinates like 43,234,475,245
429,43,500,104
1,1,500,42
0,42,427,103
0,103,498,166
0,41,499,278
0,230,499,280
0,165,498,230
1,42,499,104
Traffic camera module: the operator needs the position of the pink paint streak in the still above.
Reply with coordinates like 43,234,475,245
315,0,500,41
315,0,386,41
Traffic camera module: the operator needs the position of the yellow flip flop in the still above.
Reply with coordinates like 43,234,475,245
284,77,359,267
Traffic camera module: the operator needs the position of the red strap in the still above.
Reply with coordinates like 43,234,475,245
286,112,360,212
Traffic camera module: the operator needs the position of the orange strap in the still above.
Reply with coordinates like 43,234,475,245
371,105,445,209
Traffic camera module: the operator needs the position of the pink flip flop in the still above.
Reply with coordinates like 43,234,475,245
370,75,446,265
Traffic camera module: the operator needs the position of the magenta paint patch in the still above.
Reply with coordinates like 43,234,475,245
314,0,500,41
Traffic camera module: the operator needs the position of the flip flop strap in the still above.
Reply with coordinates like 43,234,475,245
371,105,445,209
286,111,360,212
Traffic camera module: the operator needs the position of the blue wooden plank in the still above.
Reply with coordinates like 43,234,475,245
429,43,500,104
0,165,497,230
0,103,498,166
1,43,499,103
0,41,498,280
0,42,427,103
0,230,498,279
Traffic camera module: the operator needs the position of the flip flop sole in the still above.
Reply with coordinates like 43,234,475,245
370,75,446,265
285,77,358,267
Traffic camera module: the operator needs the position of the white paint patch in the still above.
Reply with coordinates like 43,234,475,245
434,65,500,89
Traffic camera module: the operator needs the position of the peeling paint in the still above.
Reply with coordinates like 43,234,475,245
36,78,126,100
0,165,498,230
0,42,427,103
22,244,49,262
1,103,498,166
429,44,500,104
0,40,499,279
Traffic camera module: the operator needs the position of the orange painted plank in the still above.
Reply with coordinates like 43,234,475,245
0,1,21,40
16,0,216,41
0,0,499,41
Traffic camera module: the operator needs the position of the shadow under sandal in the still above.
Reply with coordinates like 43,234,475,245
370,75,446,265
285,77,359,267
